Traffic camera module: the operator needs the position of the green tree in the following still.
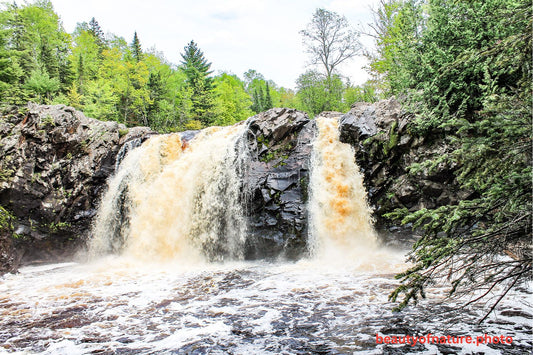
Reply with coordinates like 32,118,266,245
0,26,20,100
180,40,216,125
370,0,533,318
88,17,106,53
243,69,278,113
24,68,60,101
0,0,72,103
264,81,273,110
343,81,378,104
71,24,102,93
213,72,253,125
131,31,142,62
367,0,422,96
296,70,345,116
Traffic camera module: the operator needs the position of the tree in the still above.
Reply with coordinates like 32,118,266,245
71,24,102,94
343,81,378,104
131,31,142,62
24,68,60,102
243,69,278,113
300,8,361,81
0,0,72,103
264,82,273,110
243,69,264,87
180,40,216,125
367,0,422,96
0,27,20,100
213,72,253,125
370,0,533,319
88,17,106,53
296,70,344,116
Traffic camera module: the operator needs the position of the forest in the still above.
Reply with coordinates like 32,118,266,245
0,0,375,131
0,0,531,315
368,0,531,315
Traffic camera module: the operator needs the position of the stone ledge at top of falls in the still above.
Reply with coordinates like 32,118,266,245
0,104,154,272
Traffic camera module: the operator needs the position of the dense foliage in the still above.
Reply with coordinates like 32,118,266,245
0,1,375,129
369,0,532,317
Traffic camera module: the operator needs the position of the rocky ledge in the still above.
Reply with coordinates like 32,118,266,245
0,104,153,272
339,99,466,233
0,100,465,273
240,108,315,259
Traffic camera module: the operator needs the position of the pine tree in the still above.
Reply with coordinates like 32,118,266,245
88,17,106,53
371,0,533,318
0,29,19,100
250,89,260,113
131,32,142,62
180,40,216,125
77,54,84,94
264,82,273,110
39,38,59,79
147,71,165,128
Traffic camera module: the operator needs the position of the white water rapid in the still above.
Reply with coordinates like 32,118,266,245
90,124,248,262
1,120,531,354
308,116,377,262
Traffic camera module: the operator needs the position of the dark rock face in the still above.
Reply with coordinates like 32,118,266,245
0,104,153,270
239,108,315,260
0,206,21,274
338,98,464,232
0,99,468,271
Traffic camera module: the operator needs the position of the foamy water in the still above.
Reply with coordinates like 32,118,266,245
1,256,531,354
1,117,531,354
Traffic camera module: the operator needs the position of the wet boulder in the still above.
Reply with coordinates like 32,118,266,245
338,98,465,232
239,108,315,259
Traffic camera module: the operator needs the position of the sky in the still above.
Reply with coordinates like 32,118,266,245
50,0,380,89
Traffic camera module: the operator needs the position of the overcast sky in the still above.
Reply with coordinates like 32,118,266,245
50,0,380,89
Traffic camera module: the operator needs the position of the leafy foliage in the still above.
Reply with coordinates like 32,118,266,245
0,1,376,130
370,0,532,318
296,70,345,116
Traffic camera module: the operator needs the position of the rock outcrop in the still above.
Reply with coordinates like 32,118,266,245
0,206,20,273
0,99,467,273
338,98,464,232
0,104,153,272
240,108,315,259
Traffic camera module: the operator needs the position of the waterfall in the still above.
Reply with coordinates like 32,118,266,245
90,115,376,263
114,137,143,172
89,124,248,262
308,115,377,258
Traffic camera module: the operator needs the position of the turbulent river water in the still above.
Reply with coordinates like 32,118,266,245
1,117,531,354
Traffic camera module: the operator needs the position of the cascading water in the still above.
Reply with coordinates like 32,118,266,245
1,117,530,354
89,123,248,262
308,115,377,259
91,115,376,263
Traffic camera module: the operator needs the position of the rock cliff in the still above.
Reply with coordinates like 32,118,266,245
0,100,464,273
339,99,463,232
239,108,315,259
0,104,153,272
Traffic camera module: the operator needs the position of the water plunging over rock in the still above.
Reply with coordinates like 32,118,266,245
0,104,153,270
0,100,467,270
308,115,376,258
90,125,248,262
90,107,379,263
